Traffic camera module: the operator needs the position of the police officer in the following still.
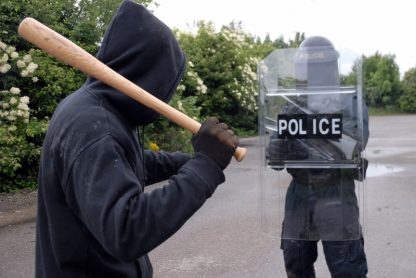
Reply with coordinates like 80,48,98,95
267,36,369,278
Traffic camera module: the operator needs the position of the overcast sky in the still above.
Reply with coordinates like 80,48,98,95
151,0,414,76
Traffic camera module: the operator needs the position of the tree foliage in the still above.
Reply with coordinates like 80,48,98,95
363,52,401,109
399,67,416,112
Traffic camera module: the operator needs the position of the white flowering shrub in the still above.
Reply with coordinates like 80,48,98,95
0,0,158,191
180,61,208,96
0,38,48,192
0,87,30,126
176,22,260,131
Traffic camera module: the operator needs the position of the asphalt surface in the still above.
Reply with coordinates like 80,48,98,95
1,114,415,277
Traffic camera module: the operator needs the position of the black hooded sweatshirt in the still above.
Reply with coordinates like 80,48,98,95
35,1,225,277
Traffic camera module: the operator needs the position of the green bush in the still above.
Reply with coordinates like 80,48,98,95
0,118,48,192
144,63,202,154
399,68,416,112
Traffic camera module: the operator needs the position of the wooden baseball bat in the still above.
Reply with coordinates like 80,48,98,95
18,17,247,161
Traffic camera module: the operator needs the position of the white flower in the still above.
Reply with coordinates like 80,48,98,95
21,70,29,77
24,118,29,123
8,125,17,132
6,46,16,54
23,54,32,63
32,77,39,83
7,115,17,121
18,102,29,111
178,84,186,91
0,41,6,50
2,102,9,109
9,97,17,105
9,87,21,95
177,100,183,111
0,64,11,73
188,61,194,67
1,53,9,63
11,52,19,59
20,96,30,105
27,62,38,73
201,85,207,94
17,60,26,68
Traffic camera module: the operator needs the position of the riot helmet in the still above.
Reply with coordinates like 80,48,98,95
294,36,340,89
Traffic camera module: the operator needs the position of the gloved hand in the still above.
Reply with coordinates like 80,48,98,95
289,139,309,160
191,117,239,170
266,138,289,162
288,139,309,160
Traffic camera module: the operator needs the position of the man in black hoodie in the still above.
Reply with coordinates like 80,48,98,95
35,1,239,277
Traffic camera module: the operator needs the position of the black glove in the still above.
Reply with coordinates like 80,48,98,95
288,140,309,160
266,138,289,162
191,117,239,170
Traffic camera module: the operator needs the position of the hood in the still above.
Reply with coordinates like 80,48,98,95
85,0,186,126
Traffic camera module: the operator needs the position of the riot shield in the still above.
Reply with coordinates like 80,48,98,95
258,37,367,241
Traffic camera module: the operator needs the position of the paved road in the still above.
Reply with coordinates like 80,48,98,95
1,115,415,277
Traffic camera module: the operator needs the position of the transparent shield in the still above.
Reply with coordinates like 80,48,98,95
259,46,367,241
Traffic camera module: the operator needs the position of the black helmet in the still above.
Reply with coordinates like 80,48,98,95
295,36,340,88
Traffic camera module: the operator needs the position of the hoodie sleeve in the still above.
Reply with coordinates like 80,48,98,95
144,150,192,185
65,135,224,262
